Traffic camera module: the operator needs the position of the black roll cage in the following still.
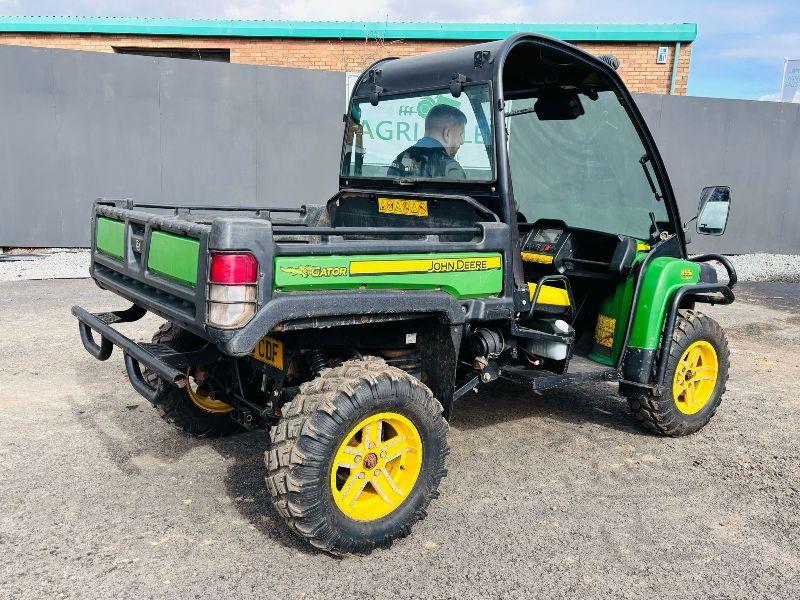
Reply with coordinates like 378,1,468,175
340,33,687,299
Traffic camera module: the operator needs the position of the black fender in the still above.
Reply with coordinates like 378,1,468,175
220,289,467,356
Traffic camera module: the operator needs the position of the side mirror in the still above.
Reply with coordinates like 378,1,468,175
696,186,731,236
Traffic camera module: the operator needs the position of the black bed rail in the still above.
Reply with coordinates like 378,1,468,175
271,225,482,237
97,198,307,218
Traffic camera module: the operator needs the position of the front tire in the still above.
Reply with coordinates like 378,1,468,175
265,356,449,555
627,310,730,436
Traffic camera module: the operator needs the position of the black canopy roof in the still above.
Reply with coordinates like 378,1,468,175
349,33,619,102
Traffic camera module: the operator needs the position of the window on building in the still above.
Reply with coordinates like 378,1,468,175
113,47,231,62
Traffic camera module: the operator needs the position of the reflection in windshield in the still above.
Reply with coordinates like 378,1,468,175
341,85,494,181
507,91,669,240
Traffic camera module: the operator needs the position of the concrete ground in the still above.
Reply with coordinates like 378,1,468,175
1,279,798,599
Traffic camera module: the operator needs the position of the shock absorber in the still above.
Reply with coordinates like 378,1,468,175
307,349,328,377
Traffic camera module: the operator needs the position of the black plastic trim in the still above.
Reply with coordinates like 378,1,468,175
655,283,735,387
223,290,467,356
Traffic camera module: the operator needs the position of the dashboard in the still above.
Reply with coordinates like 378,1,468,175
521,220,641,277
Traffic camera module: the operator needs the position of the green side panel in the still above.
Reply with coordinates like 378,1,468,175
274,252,503,299
147,231,200,287
95,217,125,260
588,274,636,367
628,257,701,350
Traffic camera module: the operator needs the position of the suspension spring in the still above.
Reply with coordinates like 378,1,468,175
308,349,328,377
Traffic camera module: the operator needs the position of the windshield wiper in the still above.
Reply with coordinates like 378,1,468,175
505,106,537,118
393,177,420,186
639,155,663,202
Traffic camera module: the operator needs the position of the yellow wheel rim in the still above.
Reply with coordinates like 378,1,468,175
672,340,718,415
186,370,233,414
330,412,423,522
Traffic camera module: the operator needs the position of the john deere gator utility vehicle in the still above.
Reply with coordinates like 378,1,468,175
73,33,736,554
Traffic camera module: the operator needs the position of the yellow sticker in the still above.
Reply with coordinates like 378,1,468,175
377,198,429,217
279,265,347,278
595,315,616,348
680,268,694,279
350,256,501,275
521,252,554,264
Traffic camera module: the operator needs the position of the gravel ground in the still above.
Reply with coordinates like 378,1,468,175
1,250,798,283
0,249,89,281
1,279,799,599
707,253,800,283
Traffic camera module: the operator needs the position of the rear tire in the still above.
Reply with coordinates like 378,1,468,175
264,356,448,555
627,310,729,436
142,322,244,438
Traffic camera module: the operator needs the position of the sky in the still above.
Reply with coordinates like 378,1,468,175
0,0,797,100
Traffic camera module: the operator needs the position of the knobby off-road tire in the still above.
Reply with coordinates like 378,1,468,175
142,322,244,438
627,310,730,437
265,356,449,555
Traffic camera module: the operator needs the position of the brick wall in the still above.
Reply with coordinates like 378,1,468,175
0,33,691,94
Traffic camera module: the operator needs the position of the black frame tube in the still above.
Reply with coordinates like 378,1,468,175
72,305,185,385
614,236,674,370
272,226,481,236
690,253,737,289
655,283,735,387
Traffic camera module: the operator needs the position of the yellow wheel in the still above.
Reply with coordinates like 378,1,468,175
265,356,448,555
672,340,718,415
142,322,243,437
186,370,233,414
627,311,729,437
330,412,423,521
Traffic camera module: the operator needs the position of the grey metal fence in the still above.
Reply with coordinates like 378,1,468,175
0,45,345,247
1,45,798,254
635,94,800,254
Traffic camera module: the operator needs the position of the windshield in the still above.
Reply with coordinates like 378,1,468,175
506,90,669,239
341,84,494,181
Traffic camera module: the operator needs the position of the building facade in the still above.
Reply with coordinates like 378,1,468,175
0,18,696,95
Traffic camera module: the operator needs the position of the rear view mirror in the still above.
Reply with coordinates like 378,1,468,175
534,93,584,121
696,186,731,236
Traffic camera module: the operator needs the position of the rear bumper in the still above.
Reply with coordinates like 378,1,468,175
72,304,217,402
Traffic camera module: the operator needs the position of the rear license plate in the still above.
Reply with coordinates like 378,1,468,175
252,336,283,369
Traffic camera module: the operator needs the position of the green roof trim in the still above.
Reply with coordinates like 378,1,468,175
0,17,697,42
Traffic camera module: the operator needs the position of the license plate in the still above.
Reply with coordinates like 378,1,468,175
377,197,428,217
252,336,283,369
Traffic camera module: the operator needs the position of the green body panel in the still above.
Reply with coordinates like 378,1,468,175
147,231,200,287
628,257,700,349
95,217,125,260
274,252,503,299
588,273,637,367
587,252,699,365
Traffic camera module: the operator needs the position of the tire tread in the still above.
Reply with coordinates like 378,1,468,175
264,356,448,555
627,310,730,436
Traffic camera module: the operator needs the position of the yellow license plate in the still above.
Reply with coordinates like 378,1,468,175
377,197,428,217
252,336,284,369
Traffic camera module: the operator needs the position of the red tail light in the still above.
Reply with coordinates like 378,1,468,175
209,252,258,284
207,252,259,329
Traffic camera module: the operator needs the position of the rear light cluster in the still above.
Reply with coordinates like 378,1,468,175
206,252,259,329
